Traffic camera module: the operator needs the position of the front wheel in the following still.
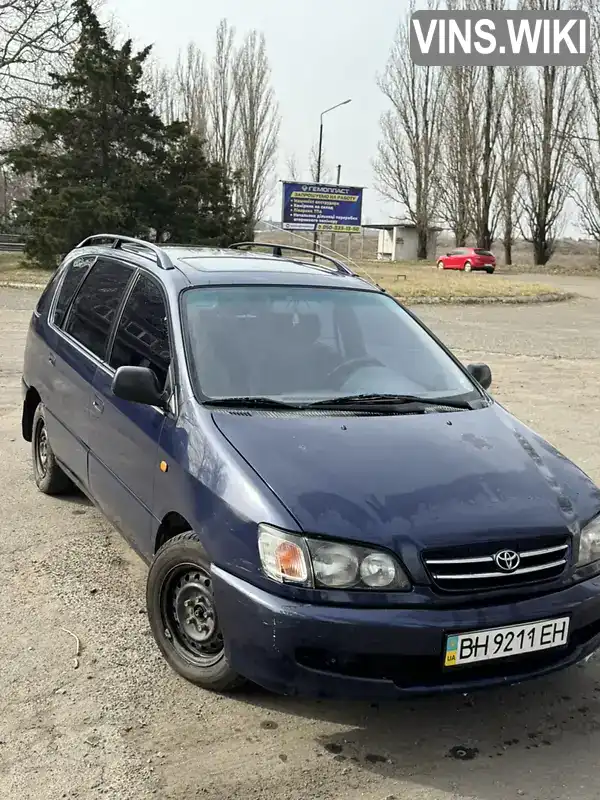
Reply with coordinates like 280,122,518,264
463,261,472,273
437,260,445,270
146,532,246,692
32,403,73,495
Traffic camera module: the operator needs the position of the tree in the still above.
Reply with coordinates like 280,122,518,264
518,0,582,265
468,64,506,250
232,30,280,236
285,152,300,181
497,67,525,264
208,19,238,175
0,0,107,124
571,3,600,253
439,64,477,246
519,63,581,264
374,1,446,259
308,139,332,183
4,0,245,266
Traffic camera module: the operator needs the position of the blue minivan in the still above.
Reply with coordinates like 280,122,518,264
21,234,600,699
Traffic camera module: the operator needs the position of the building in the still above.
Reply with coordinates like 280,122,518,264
362,218,443,261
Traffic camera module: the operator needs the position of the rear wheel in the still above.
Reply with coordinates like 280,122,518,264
486,267,495,274
146,532,246,692
32,404,73,495
464,261,472,273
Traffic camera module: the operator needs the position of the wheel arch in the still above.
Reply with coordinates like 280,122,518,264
22,386,42,442
154,511,194,554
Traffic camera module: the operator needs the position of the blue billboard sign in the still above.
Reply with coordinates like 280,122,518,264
281,181,363,233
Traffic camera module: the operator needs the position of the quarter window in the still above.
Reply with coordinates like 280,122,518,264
109,272,171,390
53,255,96,327
64,257,134,360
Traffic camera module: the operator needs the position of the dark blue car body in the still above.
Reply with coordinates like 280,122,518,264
21,237,600,699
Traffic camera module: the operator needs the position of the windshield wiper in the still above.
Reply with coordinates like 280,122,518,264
205,396,301,409
306,393,472,410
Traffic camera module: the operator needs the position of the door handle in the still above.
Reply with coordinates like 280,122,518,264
91,396,104,414
48,353,56,366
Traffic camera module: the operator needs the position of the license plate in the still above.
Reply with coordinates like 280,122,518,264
444,616,570,667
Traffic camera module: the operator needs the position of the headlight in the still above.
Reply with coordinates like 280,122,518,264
258,524,411,591
577,515,600,567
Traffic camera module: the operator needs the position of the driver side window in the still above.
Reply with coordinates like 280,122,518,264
109,272,171,392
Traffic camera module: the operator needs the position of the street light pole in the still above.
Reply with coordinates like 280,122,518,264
330,164,342,255
312,98,351,257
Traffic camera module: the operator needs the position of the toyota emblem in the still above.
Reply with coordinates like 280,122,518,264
494,549,521,572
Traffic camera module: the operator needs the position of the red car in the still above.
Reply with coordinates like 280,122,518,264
437,247,496,274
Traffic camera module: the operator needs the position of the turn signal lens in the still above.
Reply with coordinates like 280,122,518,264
258,525,309,584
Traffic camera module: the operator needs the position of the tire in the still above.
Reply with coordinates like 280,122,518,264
463,261,472,273
31,403,73,495
146,531,246,693
486,268,495,274
437,261,445,270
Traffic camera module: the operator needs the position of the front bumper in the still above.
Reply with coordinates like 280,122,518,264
212,566,600,700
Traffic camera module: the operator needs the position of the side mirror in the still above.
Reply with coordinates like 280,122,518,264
111,366,165,407
467,363,492,390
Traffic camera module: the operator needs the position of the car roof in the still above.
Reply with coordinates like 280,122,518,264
71,241,379,292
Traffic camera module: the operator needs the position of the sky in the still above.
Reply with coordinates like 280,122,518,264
100,0,581,238
100,0,408,225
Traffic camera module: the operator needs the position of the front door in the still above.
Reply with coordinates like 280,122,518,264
87,270,174,559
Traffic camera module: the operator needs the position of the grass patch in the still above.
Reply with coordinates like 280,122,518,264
353,262,571,304
0,253,51,286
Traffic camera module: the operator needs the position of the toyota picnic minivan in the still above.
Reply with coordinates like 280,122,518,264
21,234,600,699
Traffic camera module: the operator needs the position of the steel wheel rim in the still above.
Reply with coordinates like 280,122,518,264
35,418,48,478
160,562,224,667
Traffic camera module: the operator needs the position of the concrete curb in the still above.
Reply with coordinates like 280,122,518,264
0,281,573,306
404,292,573,305
0,281,45,290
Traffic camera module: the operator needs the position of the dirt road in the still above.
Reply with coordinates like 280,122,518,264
2,277,600,800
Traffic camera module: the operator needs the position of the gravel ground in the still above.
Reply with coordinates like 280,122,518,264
2,276,600,800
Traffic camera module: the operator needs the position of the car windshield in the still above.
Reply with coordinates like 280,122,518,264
181,286,480,404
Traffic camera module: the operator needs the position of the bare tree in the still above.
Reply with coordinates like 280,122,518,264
208,18,238,173
517,0,582,264
285,152,301,181
439,64,478,246
308,140,332,183
497,67,526,264
571,3,600,252
0,0,106,122
468,63,507,250
374,0,446,259
173,42,209,138
142,57,178,124
232,29,280,232
519,64,581,264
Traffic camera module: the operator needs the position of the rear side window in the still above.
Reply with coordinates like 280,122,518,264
474,249,493,256
109,272,171,390
53,255,96,327
35,270,61,316
64,257,134,360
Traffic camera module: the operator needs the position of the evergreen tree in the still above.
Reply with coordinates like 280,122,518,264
4,0,246,267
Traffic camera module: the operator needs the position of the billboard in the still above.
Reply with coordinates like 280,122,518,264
281,181,363,233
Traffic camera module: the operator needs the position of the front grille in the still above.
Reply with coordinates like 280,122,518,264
423,535,571,593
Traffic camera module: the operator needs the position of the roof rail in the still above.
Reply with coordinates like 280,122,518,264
75,234,174,270
229,241,355,276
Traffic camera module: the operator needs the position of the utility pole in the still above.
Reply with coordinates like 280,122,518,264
330,164,341,255
311,99,351,260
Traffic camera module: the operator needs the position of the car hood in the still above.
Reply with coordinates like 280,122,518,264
211,404,600,552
